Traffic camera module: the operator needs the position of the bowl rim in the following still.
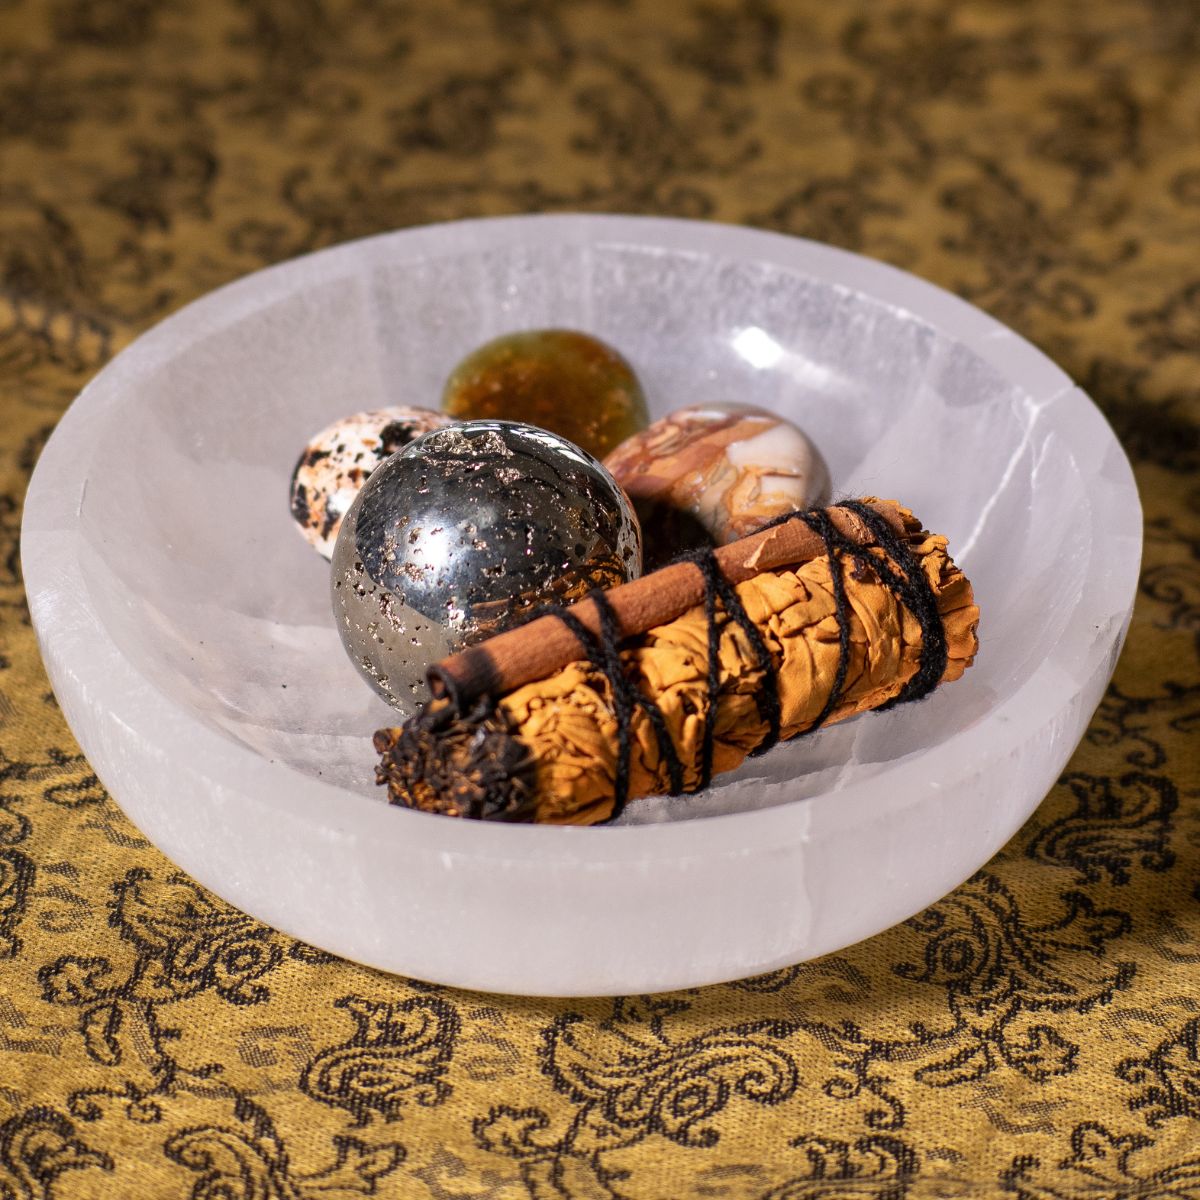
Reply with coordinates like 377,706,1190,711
20,213,1142,958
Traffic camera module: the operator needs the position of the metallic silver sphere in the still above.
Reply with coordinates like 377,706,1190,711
331,420,642,711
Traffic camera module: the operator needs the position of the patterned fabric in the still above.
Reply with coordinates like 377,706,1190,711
1,0,1198,1195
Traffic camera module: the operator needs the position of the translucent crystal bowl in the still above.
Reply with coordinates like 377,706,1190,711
22,215,1141,995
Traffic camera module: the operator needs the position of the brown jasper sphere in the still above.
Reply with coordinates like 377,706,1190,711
604,403,831,572
441,329,650,460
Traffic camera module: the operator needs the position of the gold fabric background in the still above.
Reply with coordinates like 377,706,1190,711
2,0,1198,1195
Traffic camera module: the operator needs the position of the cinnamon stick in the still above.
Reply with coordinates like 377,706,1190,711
429,498,905,706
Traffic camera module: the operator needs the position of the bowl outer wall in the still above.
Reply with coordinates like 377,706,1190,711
20,214,1142,996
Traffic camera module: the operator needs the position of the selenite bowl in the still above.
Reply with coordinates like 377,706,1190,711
22,215,1141,996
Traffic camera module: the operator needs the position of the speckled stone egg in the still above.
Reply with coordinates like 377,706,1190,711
441,329,650,459
331,420,642,711
604,403,830,571
290,407,455,559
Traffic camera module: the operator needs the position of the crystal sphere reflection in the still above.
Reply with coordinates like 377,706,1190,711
331,420,642,711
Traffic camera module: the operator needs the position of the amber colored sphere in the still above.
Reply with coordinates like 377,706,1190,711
441,329,650,460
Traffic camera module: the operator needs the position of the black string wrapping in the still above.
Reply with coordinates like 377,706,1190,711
838,499,948,707
534,502,947,823
542,588,684,821
698,551,721,791
782,508,853,734
688,549,783,788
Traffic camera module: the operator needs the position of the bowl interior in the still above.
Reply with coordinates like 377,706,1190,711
76,236,1085,818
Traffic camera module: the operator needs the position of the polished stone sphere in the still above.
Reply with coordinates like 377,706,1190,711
290,406,455,559
331,420,642,712
604,402,831,571
441,328,650,459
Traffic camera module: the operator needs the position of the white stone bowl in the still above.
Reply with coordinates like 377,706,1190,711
22,215,1141,996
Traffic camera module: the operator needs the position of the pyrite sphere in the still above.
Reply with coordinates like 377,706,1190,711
441,329,650,459
332,420,642,711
